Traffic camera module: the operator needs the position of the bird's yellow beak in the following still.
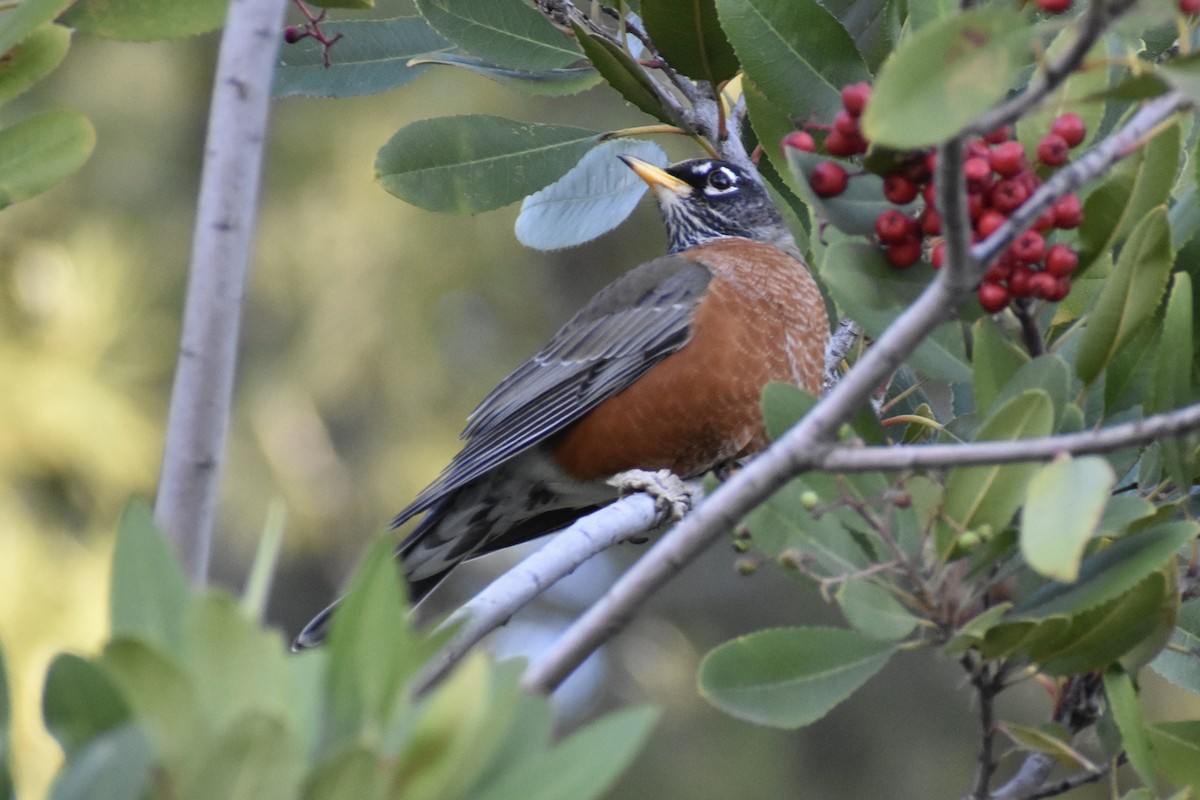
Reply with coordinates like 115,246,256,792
619,155,691,199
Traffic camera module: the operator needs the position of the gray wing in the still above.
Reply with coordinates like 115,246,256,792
392,254,713,527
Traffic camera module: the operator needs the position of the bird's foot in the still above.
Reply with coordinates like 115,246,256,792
608,468,693,523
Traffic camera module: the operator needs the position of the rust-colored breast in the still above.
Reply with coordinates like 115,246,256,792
551,238,828,481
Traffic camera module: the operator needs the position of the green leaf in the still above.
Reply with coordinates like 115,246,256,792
176,713,305,800
989,355,1072,429
572,23,680,126
375,115,600,213
716,0,869,123
971,316,1029,417
186,593,292,734
1153,272,1195,491
862,5,1034,148
642,0,739,84
415,0,581,71
761,381,817,442
1014,33,1108,153
836,580,917,641
0,109,95,210
61,0,228,40
1156,51,1200,108
303,746,386,800
1148,721,1200,790
1016,522,1196,618
273,17,451,98
938,391,1054,556
0,0,74,56
1105,665,1156,788
819,0,895,73
0,24,70,108
1151,598,1200,696
470,706,658,800
1076,206,1173,386
109,500,191,655
819,242,970,383
325,533,416,743
48,722,154,800
1021,455,1116,582
515,138,668,250
407,53,599,96
240,501,285,621
999,722,1094,770
744,478,873,573
787,146,909,237
698,626,896,728
42,655,131,757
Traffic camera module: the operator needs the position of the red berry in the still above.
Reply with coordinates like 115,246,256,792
1037,0,1071,12
930,240,946,269
963,157,993,187
782,131,816,153
1053,194,1083,228
1011,230,1046,263
886,238,923,269
875,210,912,244
841,82,871,117
1051,113,1086,148
983,126,1011,145
967,192,986,221
990,179,1029,214
883,174,920,205
1182,0,1200,14
965,139,991,160
1029,271,1059,299
1044,244,1079,277
810,161,848,197
283,25,307,43
1046,276,1072,302
1037,133,1070,167
989,141,1026,178
824,129,866,157
1033,209,1057,231
1008,265,1034,298
833,110,860,136
920,208,942,236
983,261,1012,284
979,282,1010,313
976,209,1007,238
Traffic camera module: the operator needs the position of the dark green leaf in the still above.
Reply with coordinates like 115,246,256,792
1077,207,1173,386
0,0,74,56
0,24,69,107
1156,51,1200,107
48,723,154,800
0,109,94,210
515,138,668,250
274,17,451,98
989,355,1071,429
819,0,895,73
470,706,658,800
819,242,970,382
836,580,917,641
642,0,739,84
761,381,817,442
1151,598,1200,696
1016,522,1196,618
415,0,581,71
176,713,305,800
1153,272,1195,491
745,479,871,574
699,627,896,728
1021,455,1115,582
408,52,599,96
61,0,227,40
1148,721,1200,790
572,23,680,126
1105,666,1156,788
42,655,131,757
862,5,1035,148
375,115,601,213
716,0,869,123
109,500,190,655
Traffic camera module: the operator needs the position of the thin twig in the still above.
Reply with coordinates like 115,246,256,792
963,657,1005,800
154,0,290,584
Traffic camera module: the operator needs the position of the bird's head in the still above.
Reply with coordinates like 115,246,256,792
620,156,791,254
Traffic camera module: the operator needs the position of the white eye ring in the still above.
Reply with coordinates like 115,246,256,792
704,167,737,195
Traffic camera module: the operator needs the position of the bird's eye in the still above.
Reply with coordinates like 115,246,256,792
707,169,735,192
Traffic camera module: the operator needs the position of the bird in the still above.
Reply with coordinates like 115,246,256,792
294,155,829,649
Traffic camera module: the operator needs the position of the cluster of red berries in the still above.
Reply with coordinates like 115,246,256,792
1038,0,1199,13
784,82,1088,314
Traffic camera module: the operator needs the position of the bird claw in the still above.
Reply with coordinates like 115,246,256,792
607,468,693,522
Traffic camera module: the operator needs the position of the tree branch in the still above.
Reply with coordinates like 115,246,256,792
154,0,290,584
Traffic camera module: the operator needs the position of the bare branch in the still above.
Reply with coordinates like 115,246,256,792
155,0,290,584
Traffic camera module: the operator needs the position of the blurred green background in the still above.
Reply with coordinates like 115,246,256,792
3,3,1198,797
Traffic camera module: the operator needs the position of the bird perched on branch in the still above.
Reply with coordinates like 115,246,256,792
295,156,829,648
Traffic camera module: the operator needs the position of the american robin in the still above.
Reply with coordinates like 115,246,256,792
294,156,829,648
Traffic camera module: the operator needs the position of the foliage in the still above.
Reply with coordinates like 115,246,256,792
23,502,655,800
